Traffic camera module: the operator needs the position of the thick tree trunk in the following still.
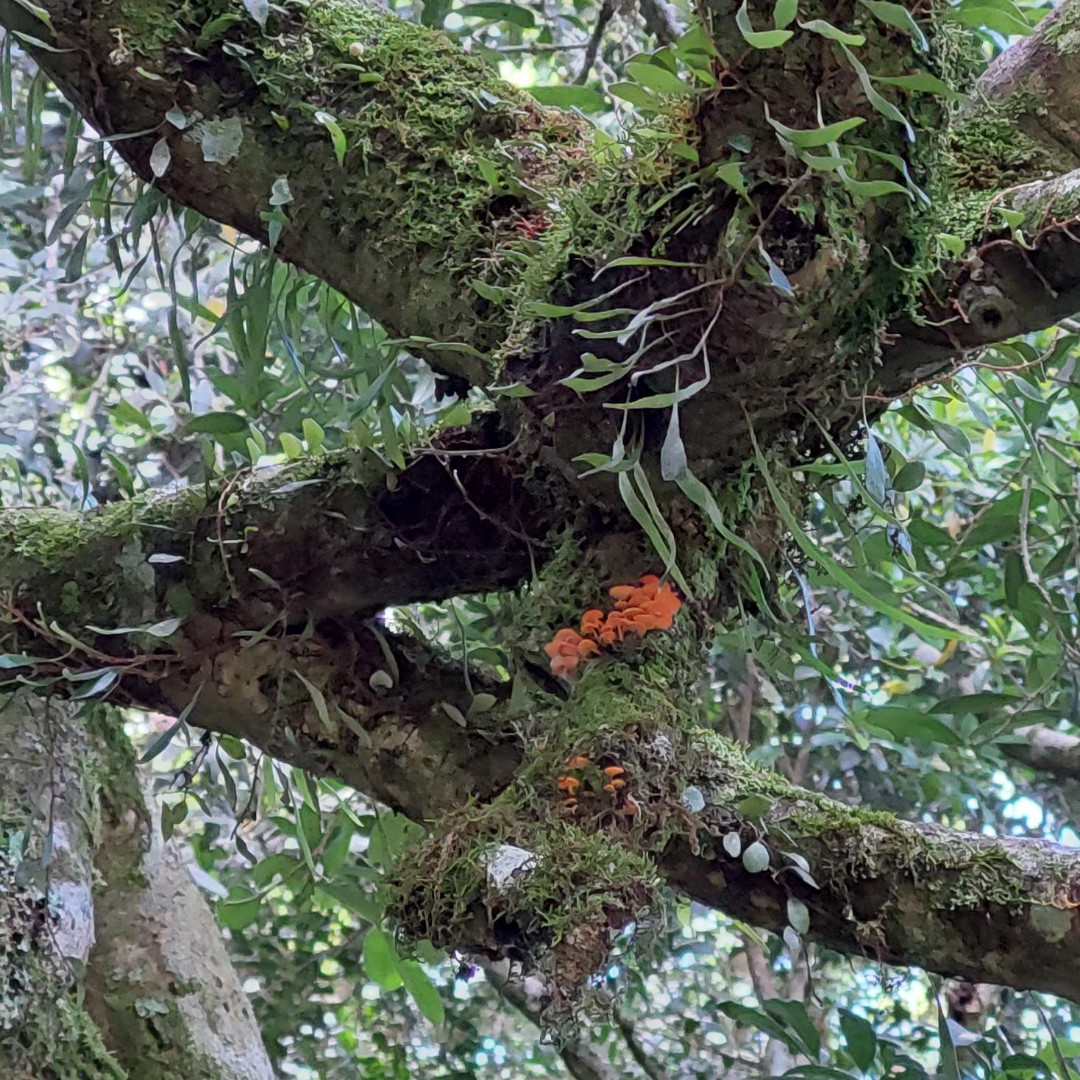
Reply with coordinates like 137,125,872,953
0,692,273,1079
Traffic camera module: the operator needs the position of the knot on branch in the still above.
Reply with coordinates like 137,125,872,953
957,280,1016,339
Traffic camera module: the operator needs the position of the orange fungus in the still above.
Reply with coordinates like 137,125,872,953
543,575,682,677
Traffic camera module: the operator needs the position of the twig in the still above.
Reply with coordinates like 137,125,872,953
576,0,616,84
483,962,620,1080
731,653,755,745
616,1010,670,1080
495,41,593,52
637,0,679,44
214,467,249,598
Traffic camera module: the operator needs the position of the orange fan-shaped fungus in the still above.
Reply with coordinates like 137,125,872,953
543,575,681,676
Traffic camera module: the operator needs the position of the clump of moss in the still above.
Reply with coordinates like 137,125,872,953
391,801,659,1006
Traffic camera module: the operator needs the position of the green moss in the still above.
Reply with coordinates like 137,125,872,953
82,706,147,843
0,702,128,1079
1044,0,1080,52
0,485,206,579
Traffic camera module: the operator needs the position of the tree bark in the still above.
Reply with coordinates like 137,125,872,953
0,692,273,1079
1001,725,1080,782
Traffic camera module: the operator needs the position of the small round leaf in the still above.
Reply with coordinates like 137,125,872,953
742,840,770,873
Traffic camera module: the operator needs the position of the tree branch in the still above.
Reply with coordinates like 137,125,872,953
661,731,1080,1003
0,0,606,387
0,436,549,644
167,655,1080,1001
880,171,1080,394
637,0,679,46
616,1010,669,1080
484,962,623,1080
973,0,1080,169
1001,724,1080,782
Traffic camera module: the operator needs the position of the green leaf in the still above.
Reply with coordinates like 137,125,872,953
0,654,42,669
860,706,960,745
763,999,821,1057
293,670,335,737
110,398,154,432
773,0,798,27
948,3,1032,37
317,881,384,923
864,434,887,504
10,0,52,28
189,411,247,435
675,469,767,567
786,896,810,934
530,84,607,111
1003,551,1023,610
280,432,303,458
840,44,914,142
675,25,719,57
661,401,687,482
736,0,794,47
766,109,864,148
363,928,403,990
892,461,925,491
468,692,497,715
736,794,774,820
618,464,692,596
930,419,970,457
314,110,348,166
841,1010,878,1072
857,0,928,50
670,141,700,163
87,617,182,638
626,61,689,95
399,960,446,1025
218,890,261,930
717,1002,807,1055
872,72,965,99
842,176,911,200
713,160,748,195
302,417,325,451
459,1,536,25
742,840,770,873
70,669,118,699
798,18,864,44
609,82,661,110
928,692,1022,715
604,368,710,409
596,255,703,274
139,716,186,763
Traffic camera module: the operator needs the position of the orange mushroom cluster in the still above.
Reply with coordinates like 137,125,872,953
543,575,682,677
555,756,639,818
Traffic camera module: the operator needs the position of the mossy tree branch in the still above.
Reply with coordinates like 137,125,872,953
662,730,1080,1002
0,0,605,387
6,507,1080,1000
972,0,1080,169
0,437,549,639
